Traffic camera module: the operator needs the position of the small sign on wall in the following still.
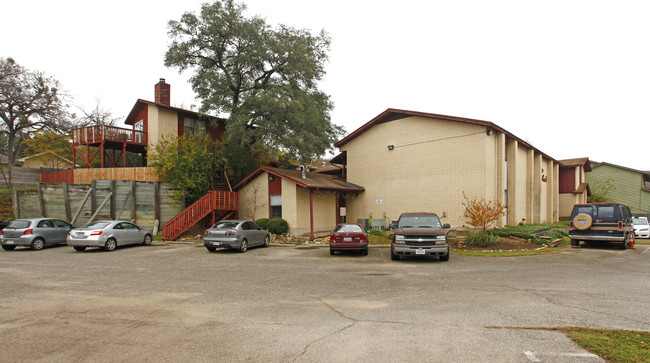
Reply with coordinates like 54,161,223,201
340,207,346,217
376,199,383,205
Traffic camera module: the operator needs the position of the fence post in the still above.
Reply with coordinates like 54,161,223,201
110,180,116,220
63,182,71,222
91,180,97,214
37,183,46,217
12,186,19,219
131,181,137,223
155,182,161,223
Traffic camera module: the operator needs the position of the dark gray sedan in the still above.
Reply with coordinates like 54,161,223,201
67,220,153,252
204,220,270,253
1,218,74,251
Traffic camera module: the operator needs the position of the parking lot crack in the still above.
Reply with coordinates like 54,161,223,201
505,286,650,326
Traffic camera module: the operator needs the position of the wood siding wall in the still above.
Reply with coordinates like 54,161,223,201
74,167,161,184
587,164,650,216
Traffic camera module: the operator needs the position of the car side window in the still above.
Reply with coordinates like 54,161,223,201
250,222,261,230
122,223,136,230
52,220,70,228
37,220,53,228
114,223,123,230
242,222,251,231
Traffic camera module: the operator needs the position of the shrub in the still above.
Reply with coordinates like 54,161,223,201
266,218,288,235
464,233,500,248
368,229,394,239
255,218,270,230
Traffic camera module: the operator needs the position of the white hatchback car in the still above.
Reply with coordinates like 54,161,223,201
632,217,650,239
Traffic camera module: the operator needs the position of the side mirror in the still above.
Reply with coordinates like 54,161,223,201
443,223,451,229
389,223,396,229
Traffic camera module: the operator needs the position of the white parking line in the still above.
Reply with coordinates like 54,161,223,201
524,350,600,361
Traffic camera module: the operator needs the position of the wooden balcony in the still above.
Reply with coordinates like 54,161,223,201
72,125,147,168
73,125,147,147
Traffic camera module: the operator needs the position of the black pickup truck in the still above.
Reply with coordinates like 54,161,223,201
389,212,450,261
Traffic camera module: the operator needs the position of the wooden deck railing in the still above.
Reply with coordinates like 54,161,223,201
161,190,239,241
72,125,147,146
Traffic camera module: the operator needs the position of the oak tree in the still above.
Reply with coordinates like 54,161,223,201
165,0,343,164
0,58,68,185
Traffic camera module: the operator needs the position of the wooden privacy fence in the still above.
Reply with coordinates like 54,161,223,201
40,167,161,185
13,180,182,230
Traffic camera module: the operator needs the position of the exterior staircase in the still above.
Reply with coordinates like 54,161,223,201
161,190,239,241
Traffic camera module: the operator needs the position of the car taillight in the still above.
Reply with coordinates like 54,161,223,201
90,231,103,236
330,235,335,243
22,229,33,236
226,231,236,236
360,236,367,243
569,222,574,230
618,221,623,231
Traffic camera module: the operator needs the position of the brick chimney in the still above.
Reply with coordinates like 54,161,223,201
154,78,170,105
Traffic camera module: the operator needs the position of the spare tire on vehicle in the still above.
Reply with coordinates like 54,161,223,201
573,213,593,230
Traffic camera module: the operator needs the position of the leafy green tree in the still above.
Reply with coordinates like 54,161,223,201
148,134,226,203
21,131,73,168
588,178,615,203
165,0,344,164
0,57,69,185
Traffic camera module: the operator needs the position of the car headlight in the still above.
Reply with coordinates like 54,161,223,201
394,235,405,244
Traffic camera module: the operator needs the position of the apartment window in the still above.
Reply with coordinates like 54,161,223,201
643,174,650,191
270,194,282,218
184,118,206,137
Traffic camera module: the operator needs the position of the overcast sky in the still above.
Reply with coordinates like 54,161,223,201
4,0,649,170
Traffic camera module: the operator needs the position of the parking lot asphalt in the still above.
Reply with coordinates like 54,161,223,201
0,242,648,362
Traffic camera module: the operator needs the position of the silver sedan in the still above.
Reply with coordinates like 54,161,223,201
204,220,270,252
67,220,153,252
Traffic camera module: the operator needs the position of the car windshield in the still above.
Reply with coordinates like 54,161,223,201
334,224,363,233
212,222,240,229
632,218,648,225
398,215,441,229
7,220,31,229
86,222,111,229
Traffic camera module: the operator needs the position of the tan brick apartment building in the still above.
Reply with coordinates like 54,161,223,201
234,108,561,236
333,109,560,229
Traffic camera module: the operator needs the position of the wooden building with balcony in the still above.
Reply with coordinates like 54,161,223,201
71,78,226,170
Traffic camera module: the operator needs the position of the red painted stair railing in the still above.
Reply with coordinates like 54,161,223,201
162,190,239,241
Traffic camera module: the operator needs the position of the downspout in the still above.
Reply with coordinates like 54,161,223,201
309,188,314,240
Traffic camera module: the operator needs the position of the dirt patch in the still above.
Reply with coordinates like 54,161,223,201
451,237,546,251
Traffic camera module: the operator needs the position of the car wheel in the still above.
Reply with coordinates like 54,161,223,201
390,247,400,261
570,239,579,248
619,234,628,250
104,238,117,252
439,253,450,261
142,234,152,246
239,239,248,253
330,249,335,255
73,246,86,252
1,245,16,251
206,246,217,252
573,213,593,230
30,238,45,250
263,235,269,247
362,249,368,256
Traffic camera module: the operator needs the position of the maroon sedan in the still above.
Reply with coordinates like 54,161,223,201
329,223,368,255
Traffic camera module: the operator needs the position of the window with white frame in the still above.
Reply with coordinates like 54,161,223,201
270,194,282,218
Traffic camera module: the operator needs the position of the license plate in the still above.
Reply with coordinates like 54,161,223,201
344,237,352,242
212,242,221,246
5,241,13,245
415,248,425,255
577,220,587,224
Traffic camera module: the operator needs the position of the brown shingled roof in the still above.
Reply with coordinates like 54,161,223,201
559,157,592,171
234,166,365,192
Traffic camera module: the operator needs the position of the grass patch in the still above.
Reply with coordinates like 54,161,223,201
489,222,569,244
153,233,163,241
368,230,392,245
554,327,650,362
